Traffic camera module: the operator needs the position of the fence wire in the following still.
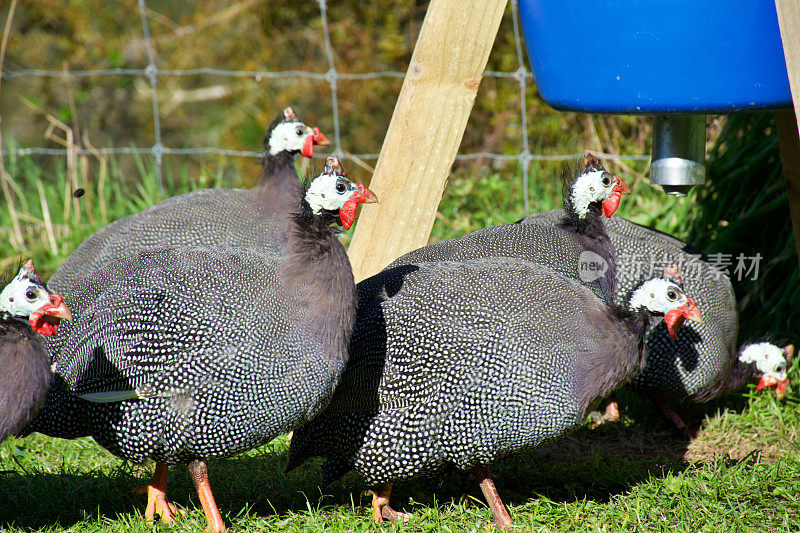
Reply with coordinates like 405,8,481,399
0,0,649,211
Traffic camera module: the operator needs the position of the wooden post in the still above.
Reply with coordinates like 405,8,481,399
776,113,800,274
774,0,800,275
347,0,509,282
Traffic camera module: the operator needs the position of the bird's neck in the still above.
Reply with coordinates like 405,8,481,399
281,201,358,370
691,353,758,402
561,203,617,302
251,150,303,205
562,201,605,236
573,307,650,415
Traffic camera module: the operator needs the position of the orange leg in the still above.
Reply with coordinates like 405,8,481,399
472,465,513,526
133,462,185,523
652,397,692,439
364,483,411,523
188,459,226,533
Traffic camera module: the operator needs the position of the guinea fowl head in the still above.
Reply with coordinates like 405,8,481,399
264,107,330,158
567,153,630,219
0,260,72,336
739,343,793,398
628,278,702,340
303,156,378,229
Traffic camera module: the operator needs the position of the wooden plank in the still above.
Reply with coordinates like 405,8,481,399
774,0,800,275
776,112,800,275
775,0,800,127
347,0,509,282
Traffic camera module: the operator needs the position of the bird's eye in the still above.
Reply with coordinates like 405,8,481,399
666,290,677,301
296,127,305,136
777,363,786,372
25,288,38,301
335,180,347,194
601,175,611,187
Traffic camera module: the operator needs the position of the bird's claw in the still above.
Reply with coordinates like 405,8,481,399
133,484,186,523
364,488,411,523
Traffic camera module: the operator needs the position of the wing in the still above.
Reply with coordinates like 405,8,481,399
53,247,291,398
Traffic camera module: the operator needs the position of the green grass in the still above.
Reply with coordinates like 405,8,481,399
2,388,799,531
2,117,799,531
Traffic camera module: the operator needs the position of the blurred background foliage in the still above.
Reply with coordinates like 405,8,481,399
1,0,654,181
0,1,797,343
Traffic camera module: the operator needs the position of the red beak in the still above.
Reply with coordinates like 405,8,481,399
338,184,378,230
352,183,378,205
313,127,331,146
301,128,331,158
663,298,702,340
612,176,630,194
29,293,72,336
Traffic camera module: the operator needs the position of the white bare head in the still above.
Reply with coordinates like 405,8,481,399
304,157,378,229
569,153,630,218
0,260,71,335
629,278,702,339
266,107,330,157
739,342,792,382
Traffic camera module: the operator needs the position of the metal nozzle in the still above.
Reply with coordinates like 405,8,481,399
650,115,706,196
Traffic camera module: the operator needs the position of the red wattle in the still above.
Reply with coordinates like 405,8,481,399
602,192,621,217
29,311,61,336
756,374,777,392
663,310,686,340
301,135,314,157
339,200,357,230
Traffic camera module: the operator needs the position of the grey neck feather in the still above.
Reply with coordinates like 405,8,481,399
573,306,651,414
280,200,358,370
690,352,758,402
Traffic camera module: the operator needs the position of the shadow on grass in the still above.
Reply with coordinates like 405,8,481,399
0,418,693,530
1,368,779,530
353,421,692,518
6,385,775,530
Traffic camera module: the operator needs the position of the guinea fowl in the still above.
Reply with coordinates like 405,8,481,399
28,157,376,532
520,210,741,434
287,260,702,526
387,154,629,304
0,261,71,443
696,342,794,401
50,107,330,297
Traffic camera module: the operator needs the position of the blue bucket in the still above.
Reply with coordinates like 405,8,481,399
518,0,793,113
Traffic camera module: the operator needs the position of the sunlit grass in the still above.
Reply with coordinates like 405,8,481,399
2,113,799,531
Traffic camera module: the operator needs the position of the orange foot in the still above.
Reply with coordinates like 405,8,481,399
133,462,186,524
590,393,620,429
602,395,621,423
365,483,412,523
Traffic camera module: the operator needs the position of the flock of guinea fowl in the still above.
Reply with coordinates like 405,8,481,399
0,107,794,530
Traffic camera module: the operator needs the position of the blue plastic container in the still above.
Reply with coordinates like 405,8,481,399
518,0,793,113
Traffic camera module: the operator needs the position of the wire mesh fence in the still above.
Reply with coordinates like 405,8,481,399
0,0,650,212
